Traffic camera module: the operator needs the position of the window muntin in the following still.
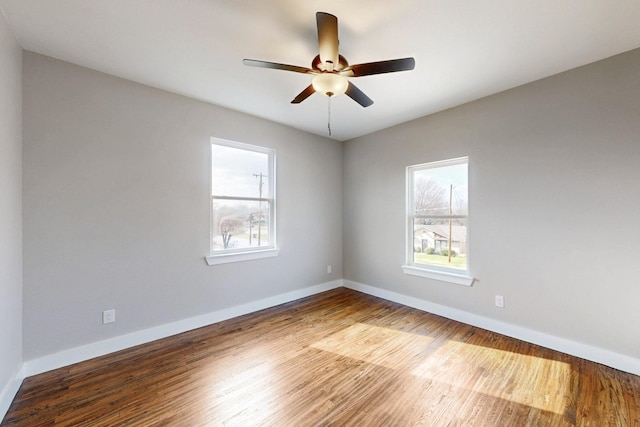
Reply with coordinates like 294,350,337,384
210,138,275,255
407,157,468,274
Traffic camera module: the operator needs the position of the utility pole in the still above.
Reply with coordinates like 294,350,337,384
448,184,453,264
253,173,266,246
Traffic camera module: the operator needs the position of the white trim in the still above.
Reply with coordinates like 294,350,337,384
406,156,471,282
402,265,475,286
408,156,469,173
205,248,279,265
18,279,640,387
23,280,343,377
0,364,25,422
343,280,640,377
210,137,274,156
210,137,277,257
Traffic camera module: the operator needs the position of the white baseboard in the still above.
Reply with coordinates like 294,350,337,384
24,280,343,377
0,364,25,423
18,277,640,383
344,280,640,376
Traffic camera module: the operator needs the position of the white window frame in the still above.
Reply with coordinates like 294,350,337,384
402,157,474,286
205,137,278,266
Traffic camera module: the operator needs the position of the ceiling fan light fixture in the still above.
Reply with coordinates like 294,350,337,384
244,12,414,108
312,73,348,97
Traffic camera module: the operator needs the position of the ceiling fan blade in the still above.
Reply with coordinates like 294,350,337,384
345,82,373,107
340,57,416,77
243,59,315,74
291,85,316,104
316,12,339,69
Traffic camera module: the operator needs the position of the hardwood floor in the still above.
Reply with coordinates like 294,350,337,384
3,288,640,426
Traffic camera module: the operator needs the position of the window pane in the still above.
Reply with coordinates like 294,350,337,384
212,199,271,251
412,217,467,270
212,144,271,198
413,163,467,216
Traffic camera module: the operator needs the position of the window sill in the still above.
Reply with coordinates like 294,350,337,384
401,265,475,286
205,248,279,266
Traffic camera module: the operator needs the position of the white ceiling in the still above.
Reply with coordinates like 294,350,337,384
2,1,640,141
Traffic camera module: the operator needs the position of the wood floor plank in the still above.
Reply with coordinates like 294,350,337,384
3,288,639,426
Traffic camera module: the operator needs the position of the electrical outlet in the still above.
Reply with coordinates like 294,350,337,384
103,309,116,324
495,295,504,308
327,265,332,274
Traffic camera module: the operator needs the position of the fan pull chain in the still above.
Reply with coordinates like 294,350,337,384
327,95,332,137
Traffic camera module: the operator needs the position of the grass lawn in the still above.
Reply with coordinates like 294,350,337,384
414,253,467,269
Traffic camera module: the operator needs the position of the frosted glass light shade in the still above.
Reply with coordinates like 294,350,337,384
312,73,348,97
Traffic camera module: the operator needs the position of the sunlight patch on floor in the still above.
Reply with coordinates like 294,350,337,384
311,323,435,369
312,324,571,416
204,352,281,423
411,340,572,415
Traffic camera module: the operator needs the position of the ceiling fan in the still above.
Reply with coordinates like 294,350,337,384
243,12,415,108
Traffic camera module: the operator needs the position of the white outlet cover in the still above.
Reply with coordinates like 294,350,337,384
103,309,116,324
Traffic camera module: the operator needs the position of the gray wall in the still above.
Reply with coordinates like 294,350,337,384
344,48,640,359
0,12,22,399
22,53,343,360
18,45,640,367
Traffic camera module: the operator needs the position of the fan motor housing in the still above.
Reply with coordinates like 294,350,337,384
312,54,349,72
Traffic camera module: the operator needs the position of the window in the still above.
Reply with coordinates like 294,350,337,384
206,138,277,265
403,157,473,286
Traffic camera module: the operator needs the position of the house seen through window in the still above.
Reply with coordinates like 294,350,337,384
210,138,275,256
407,157,468,274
